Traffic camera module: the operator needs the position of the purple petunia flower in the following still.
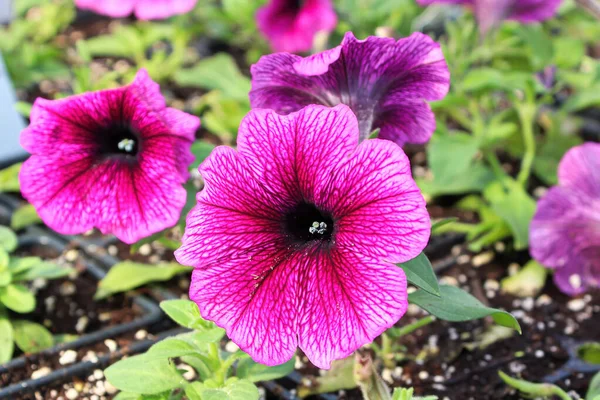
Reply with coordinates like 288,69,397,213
416,0,562,34
175,104,430,368
530,143,600,295
20,69,200,244
75,0,197,20
256,0,337,53
249,32,450,146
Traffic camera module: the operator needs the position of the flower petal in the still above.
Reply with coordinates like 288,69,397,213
327,139,430,263
75,0,135,17
298,249,408,369
529,186,600,269
250,32,449,144
553,249,600,296
189,244,300,366
256,0,337,53
236,104,359,206
558,142,600,198
133,0,197,20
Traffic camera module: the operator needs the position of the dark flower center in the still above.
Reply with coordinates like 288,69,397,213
283,202,334,243
97,123,140,159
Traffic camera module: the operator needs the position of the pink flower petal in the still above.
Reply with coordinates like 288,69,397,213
236,105,359,206
330,139,430,264
20,69,197,243
298,249,408,369
558,142,600,198
257,0,337,53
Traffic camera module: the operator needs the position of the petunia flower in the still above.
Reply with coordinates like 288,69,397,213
256,0,337,53
250,32,450,146
75,0,197,20
20,69,200,244
529,143,600,295
175,104,430,369
416,0,562,34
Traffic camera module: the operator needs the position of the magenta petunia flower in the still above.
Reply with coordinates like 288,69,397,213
175,104,430,368
256,0,337,53
20,69,200,244
530,143,600,295
75,0,197,20
416,0,562,33
250,32,450,146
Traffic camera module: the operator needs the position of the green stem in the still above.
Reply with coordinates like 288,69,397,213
389,316,435,339
484,150,510,186
516,103,537,187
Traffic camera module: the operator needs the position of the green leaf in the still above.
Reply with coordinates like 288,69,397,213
192,378,259,400
587,371,600,400
12,320,54,353
8,256,43,275
160,299,212,330
11,204,42,230
553,37,585,69
564,84,600,112
0,317,14,363
517,25,554,70
484,180,536,250
0,163,22,193
0,249,7,270
400,253,440,297
533,132,582,185
578,343,600,365
0,269,11,286
113,393,143,400
191,141,217,169
105,355,184,395
236,357,295,383
174,54,251,102
0,227,18,253
501,260,548,298
409,285,521,333
13,262,73,282
95,262,192,299
147,338,199,359
0,284,36,313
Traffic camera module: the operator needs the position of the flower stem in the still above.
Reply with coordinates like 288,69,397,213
516,103,537,187
390,316,435,339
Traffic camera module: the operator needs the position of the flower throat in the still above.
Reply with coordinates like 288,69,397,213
97,123,140,158
284,202,334,243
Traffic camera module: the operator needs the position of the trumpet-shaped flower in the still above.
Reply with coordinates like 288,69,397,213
416,0,562,34
257,0,337,53
175,104,430,369
250,32,449,146
20,69,199,244
75,0,197,20
530,143,600,295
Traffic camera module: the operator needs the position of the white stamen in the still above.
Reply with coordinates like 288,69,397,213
309,221,327,235
569,274,582,290
118,138,135,153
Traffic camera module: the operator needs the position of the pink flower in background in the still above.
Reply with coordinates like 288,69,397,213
175,105,430,368
416,0,562,33
257,0,337,53
250,32,449,146
75,0,197,20
530,143,600,295
20,69,199,244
